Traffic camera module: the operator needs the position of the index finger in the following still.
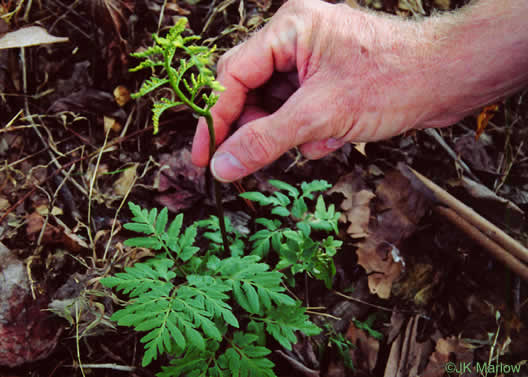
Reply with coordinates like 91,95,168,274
191,3,304,167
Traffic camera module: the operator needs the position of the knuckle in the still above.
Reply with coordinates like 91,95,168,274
240,128,274,167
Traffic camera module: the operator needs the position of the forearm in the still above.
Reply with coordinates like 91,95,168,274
419,0,528,126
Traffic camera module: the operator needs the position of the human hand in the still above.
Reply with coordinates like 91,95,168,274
190,0,474,182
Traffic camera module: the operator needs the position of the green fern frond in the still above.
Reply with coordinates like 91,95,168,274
253,303,321,350
130,45,164,60
131,77,169,99
152,98,184,134
213,256,296,314
218,332,276,377
101,259,175,297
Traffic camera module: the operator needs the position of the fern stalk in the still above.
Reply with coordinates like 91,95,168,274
132,18,230,252
205,113,231,253
163,49,230,253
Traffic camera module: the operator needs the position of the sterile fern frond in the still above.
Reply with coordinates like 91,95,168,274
213,256,296,314
218,332,276,377
254,303,321,350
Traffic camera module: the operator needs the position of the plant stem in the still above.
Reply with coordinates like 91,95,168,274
205,114,230,253
164,54,229,252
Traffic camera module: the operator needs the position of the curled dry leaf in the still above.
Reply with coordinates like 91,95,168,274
113,163,138,196
356,238,404,299
26,212,88,253
0,26,68,49
328,169,375,238
113,85,131,107
356,171,429,299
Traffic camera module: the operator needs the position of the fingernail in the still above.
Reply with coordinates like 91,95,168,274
326,137,346,149
211,152,247,182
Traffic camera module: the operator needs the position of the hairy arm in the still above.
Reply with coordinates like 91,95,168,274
419,0,528,127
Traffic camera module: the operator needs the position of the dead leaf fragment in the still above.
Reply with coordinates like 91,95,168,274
421,336,474,377
103,116,122,133
155,148,206,212
113,164,137,196
328,170,374,238
0,26,68,49
383,315,434,377
476,104,499,140
113,85,131,107
355,171,429,298
356,238,404,299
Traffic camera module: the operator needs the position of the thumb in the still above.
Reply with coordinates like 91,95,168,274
210,85,325,182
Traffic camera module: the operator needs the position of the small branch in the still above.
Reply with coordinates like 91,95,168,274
424,128,479,182
408,167,528,265
435,206,528,282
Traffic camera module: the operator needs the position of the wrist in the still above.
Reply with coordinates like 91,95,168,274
419,1,528,127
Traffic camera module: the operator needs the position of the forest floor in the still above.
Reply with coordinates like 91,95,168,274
0,0,527,376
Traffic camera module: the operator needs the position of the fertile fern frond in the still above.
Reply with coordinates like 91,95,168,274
152,98,184,134
131,77,170,99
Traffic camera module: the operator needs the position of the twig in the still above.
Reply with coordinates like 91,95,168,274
66,363,135,372
409,167,528,265
0,127,153,225
435,206,528,282
275,350,320,377
424,128,479,182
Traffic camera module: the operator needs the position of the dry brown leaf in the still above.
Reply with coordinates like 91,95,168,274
421,336,474,377
25,212,87,252
476,104,499,140
0,26,68,49
384,315,434,377
103,116,122,133
113,164,137,196
328,170,374,238
113,85,131,107
155,148,206,212
355,171,429,298
375,171,429,243
356,237,404,299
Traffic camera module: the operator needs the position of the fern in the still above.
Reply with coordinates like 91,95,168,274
102,179,345,375
130,17,223,134
129,16,231,255
241,179,342,288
